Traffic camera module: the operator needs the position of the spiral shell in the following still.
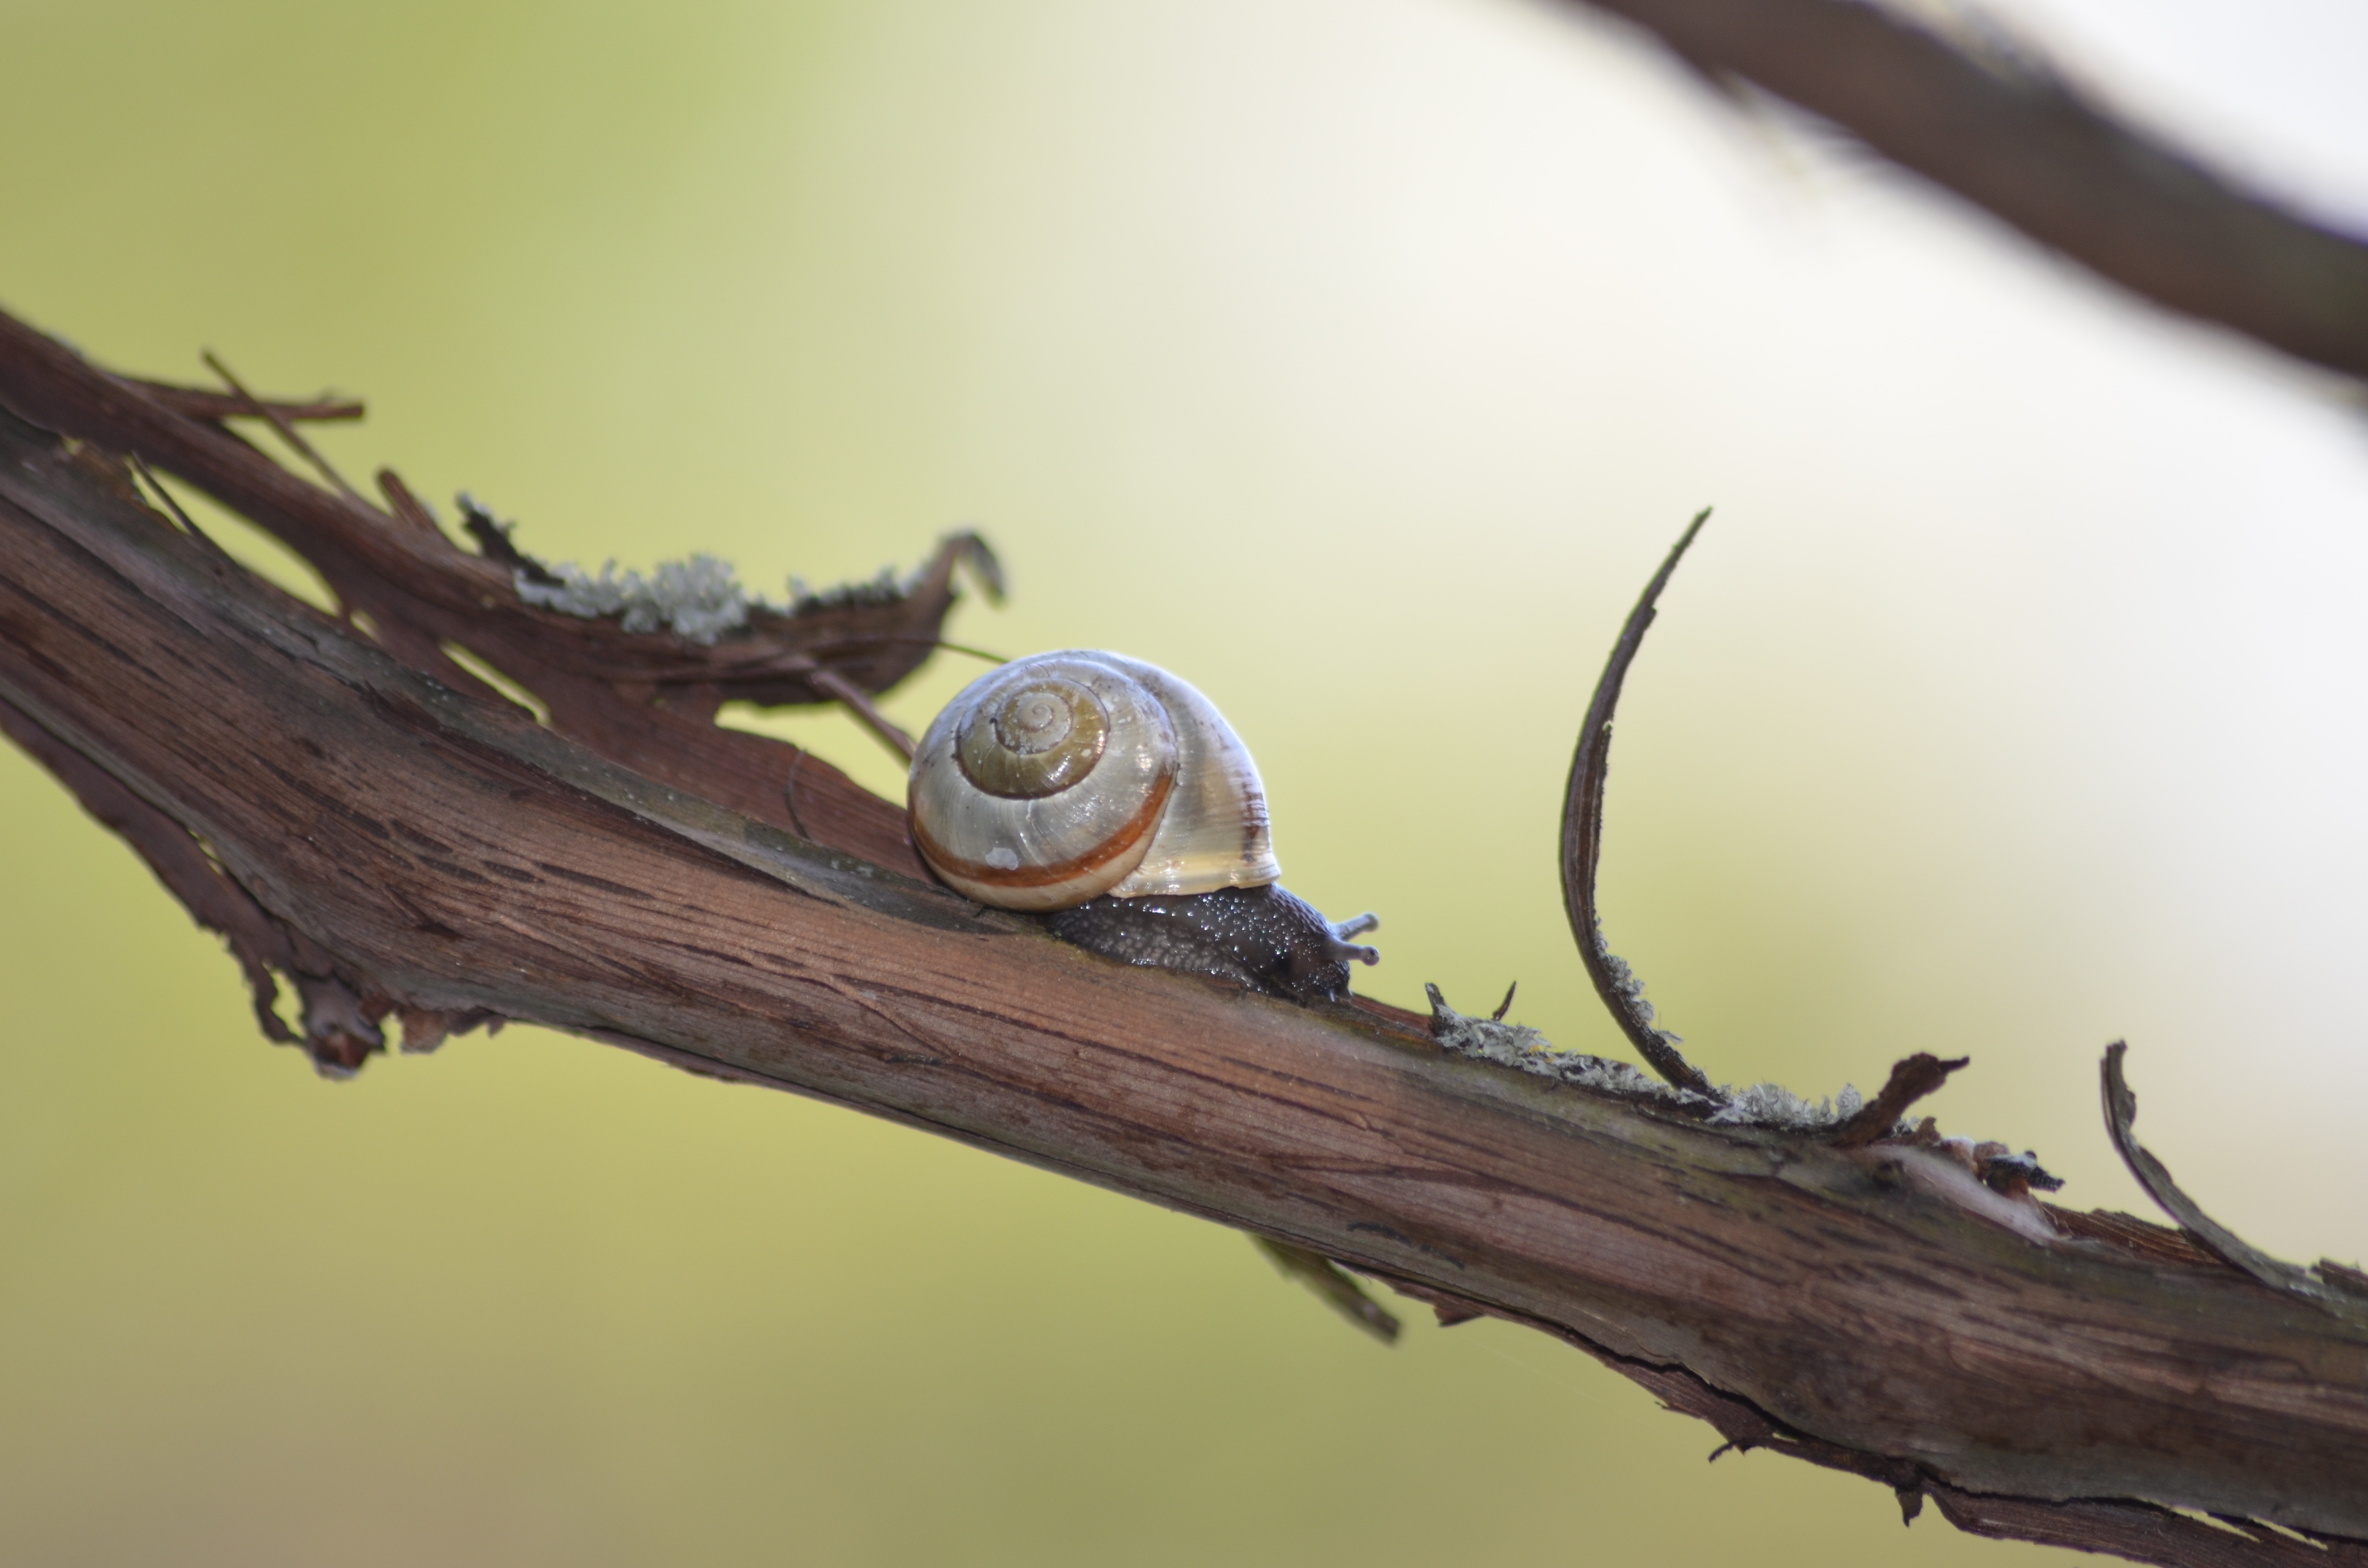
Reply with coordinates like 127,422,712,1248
907,650,1280,912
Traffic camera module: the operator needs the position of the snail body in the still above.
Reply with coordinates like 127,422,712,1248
908,650,1377,1001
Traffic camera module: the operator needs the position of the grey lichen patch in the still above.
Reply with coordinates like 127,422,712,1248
516,554,753,644
1425,986,2060,1175
1426,984,1705,1106
465,490,929,646
1595,919,1663,1029
515,554,938,643
1709,1080,1865,1131
1425,985,1904,1136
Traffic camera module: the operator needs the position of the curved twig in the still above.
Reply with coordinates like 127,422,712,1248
2103,1042,2368,1329
1560,508,1718,1095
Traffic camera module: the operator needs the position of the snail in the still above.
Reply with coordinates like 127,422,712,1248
907,650,1379,1002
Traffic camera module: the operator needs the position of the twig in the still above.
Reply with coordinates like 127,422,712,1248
1825,1052,1970,1147
780,747,813,840
2102,1042,2368,1329
1561,0,2368,380
1253,1235,1402,1345
454,491,559,583
0,692,295,1045
1559,509,1718,1096
122,378,364,425
126,453,233,564
201,350,366,502
808,664,919,761
797,633,1011,666
373,468,445,540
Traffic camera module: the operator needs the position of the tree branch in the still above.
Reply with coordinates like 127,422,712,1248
1560,0,2368,380
1,312,2364,1562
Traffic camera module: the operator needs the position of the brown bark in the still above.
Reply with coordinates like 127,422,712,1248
2,316,2366,1565
1559,0,2368,380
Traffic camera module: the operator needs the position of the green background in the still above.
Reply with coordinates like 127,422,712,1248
4,0,2365,1562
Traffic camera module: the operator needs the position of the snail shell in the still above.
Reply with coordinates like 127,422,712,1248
907,650,1280,912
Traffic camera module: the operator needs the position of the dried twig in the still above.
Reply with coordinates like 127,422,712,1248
0,690,296,1044
808,664,919,761
201,349,365,502
1560,508,1718,1095
2103,1041,2368,1329
121,377,364,425
1826,1052,1970,1147
1563,0,2368,380
1253,1235,1403,1344
372,468,446,540
126,453,232,564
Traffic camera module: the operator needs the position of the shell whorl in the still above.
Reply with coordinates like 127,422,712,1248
908,650,1280,912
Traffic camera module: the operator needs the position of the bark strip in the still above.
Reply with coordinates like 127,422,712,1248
1559,508,1718,1095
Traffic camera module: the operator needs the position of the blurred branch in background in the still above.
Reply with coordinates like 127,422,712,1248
1,311,2364,1565
1560,0,2368,380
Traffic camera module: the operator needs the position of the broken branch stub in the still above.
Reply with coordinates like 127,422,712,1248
1825,1053,1969,1148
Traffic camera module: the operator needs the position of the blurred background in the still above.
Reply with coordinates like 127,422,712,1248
3,0,2365,1562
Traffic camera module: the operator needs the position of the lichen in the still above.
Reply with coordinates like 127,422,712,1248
513,555,925,644
1426,986,1901,1136
1425,985,1702,1106
515,554,754,644
1707,1080,1866,1131
467,486,929,643
1594,916,1661,1029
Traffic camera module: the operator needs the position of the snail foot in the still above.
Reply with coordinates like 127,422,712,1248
1044,883,1380,1004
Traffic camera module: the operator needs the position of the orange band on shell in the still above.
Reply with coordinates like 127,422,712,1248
909,770,1175,895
